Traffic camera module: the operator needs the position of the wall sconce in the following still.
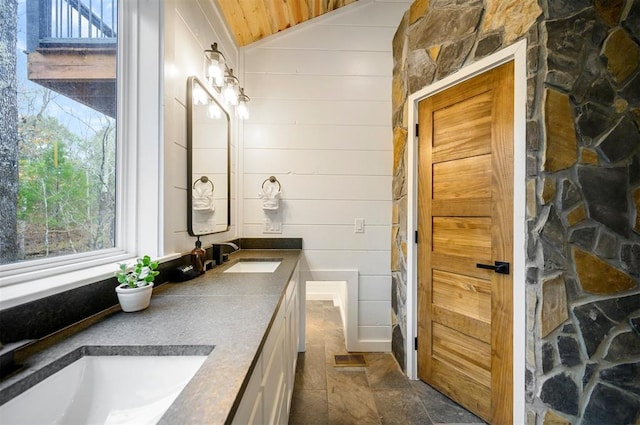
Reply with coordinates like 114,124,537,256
223,68,240,106
204,43,225,88
237,88,250,120
204,43,250,119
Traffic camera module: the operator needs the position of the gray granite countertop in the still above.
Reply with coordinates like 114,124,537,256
0,249,302,425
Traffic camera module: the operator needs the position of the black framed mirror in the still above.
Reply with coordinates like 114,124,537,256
187,76,230,235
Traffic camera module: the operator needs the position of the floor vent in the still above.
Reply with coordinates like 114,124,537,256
333,354,367,367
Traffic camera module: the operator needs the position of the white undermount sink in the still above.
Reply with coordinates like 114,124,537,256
0,355,207,425
223,259,282,273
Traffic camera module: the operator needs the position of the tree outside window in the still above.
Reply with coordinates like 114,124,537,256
0,0,117,266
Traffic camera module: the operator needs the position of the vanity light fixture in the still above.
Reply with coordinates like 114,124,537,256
203,43,250,118
204,43,226,88
236,87,250,120
223,68,240,106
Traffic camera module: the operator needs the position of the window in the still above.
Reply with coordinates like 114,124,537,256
0,0,118,269
0,0,162,305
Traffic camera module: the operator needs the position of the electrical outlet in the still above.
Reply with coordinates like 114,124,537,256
355,218,365,233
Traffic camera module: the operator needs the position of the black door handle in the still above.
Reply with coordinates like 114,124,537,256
476,261,510,275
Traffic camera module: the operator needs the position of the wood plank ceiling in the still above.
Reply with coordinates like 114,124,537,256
216,0,358,46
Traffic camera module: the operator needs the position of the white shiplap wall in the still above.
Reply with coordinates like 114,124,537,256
241,0,411,350
163,0,239,254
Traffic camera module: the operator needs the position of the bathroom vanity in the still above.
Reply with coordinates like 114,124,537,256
0,248,303,425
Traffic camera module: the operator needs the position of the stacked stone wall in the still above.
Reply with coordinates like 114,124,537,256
391,0,640,423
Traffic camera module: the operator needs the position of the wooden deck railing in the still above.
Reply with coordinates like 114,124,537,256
26,0,116,52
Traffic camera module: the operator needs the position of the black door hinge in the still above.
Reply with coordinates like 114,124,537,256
414,230,418,244
414,337,418,350
415,123,419,137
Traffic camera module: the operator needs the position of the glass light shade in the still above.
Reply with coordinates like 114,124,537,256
207,102,222,119
205,44,226,88
236,88,250,119
223,82,239,106
236,101,249,120
207,61,224,87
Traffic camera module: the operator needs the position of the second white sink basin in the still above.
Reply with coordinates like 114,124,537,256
224,259,281,273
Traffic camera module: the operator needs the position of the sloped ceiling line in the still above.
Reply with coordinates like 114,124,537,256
216,0,358,46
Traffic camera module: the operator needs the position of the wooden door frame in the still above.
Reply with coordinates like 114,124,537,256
405,40,527,425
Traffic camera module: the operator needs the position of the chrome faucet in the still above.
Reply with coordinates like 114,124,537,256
220,242,239,251
212,241,240,265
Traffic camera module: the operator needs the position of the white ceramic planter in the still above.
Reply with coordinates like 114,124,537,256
115,282,154,312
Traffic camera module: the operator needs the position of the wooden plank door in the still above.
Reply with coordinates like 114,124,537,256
417,61,514,424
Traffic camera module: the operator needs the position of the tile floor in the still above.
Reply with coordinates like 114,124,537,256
289,301,487,425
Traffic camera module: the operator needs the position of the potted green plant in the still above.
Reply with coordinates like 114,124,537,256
114,255,160,312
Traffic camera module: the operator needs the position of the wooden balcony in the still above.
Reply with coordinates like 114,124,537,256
28,46,115,118
26,0,116,117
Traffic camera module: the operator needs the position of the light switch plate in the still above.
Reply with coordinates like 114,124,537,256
355,218,365,233
264,219,282,234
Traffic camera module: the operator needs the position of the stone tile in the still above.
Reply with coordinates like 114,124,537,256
540,276,569,337
373,388,433,425
394,127,408,174
327,367,380,424
573,303,617,357
540,373,579,416
305,307,322,324
582,383,640,425
573,247,636,294
327,366,370,391
306,317,327,345
602,27,640,84
578,166,629,237
408,4,483,48
599,362,640,396
410,380,486,424
289,389,328,425
482,0,541,43
365,352,410,389
306,302,330,345
295,346,327,390
324,328,348,364
543,409,571,425
598,115,640,164
305,300,329,319
605,330,640,362
323,303,343,329
409,0,429,25
544,89,578,173
292,301,482,425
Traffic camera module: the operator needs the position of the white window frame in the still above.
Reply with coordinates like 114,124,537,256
0,0,170,310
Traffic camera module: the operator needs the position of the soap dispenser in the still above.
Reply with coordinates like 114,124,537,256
190,237,206,274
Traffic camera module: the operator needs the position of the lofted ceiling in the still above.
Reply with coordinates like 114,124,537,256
216,0,358,46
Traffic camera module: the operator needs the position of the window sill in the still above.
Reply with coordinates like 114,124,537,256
0,253,181,311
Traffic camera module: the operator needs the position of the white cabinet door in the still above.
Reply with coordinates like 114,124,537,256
262,321,286,425
231,260,301,425
285,281,298,415
231,354,264,425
